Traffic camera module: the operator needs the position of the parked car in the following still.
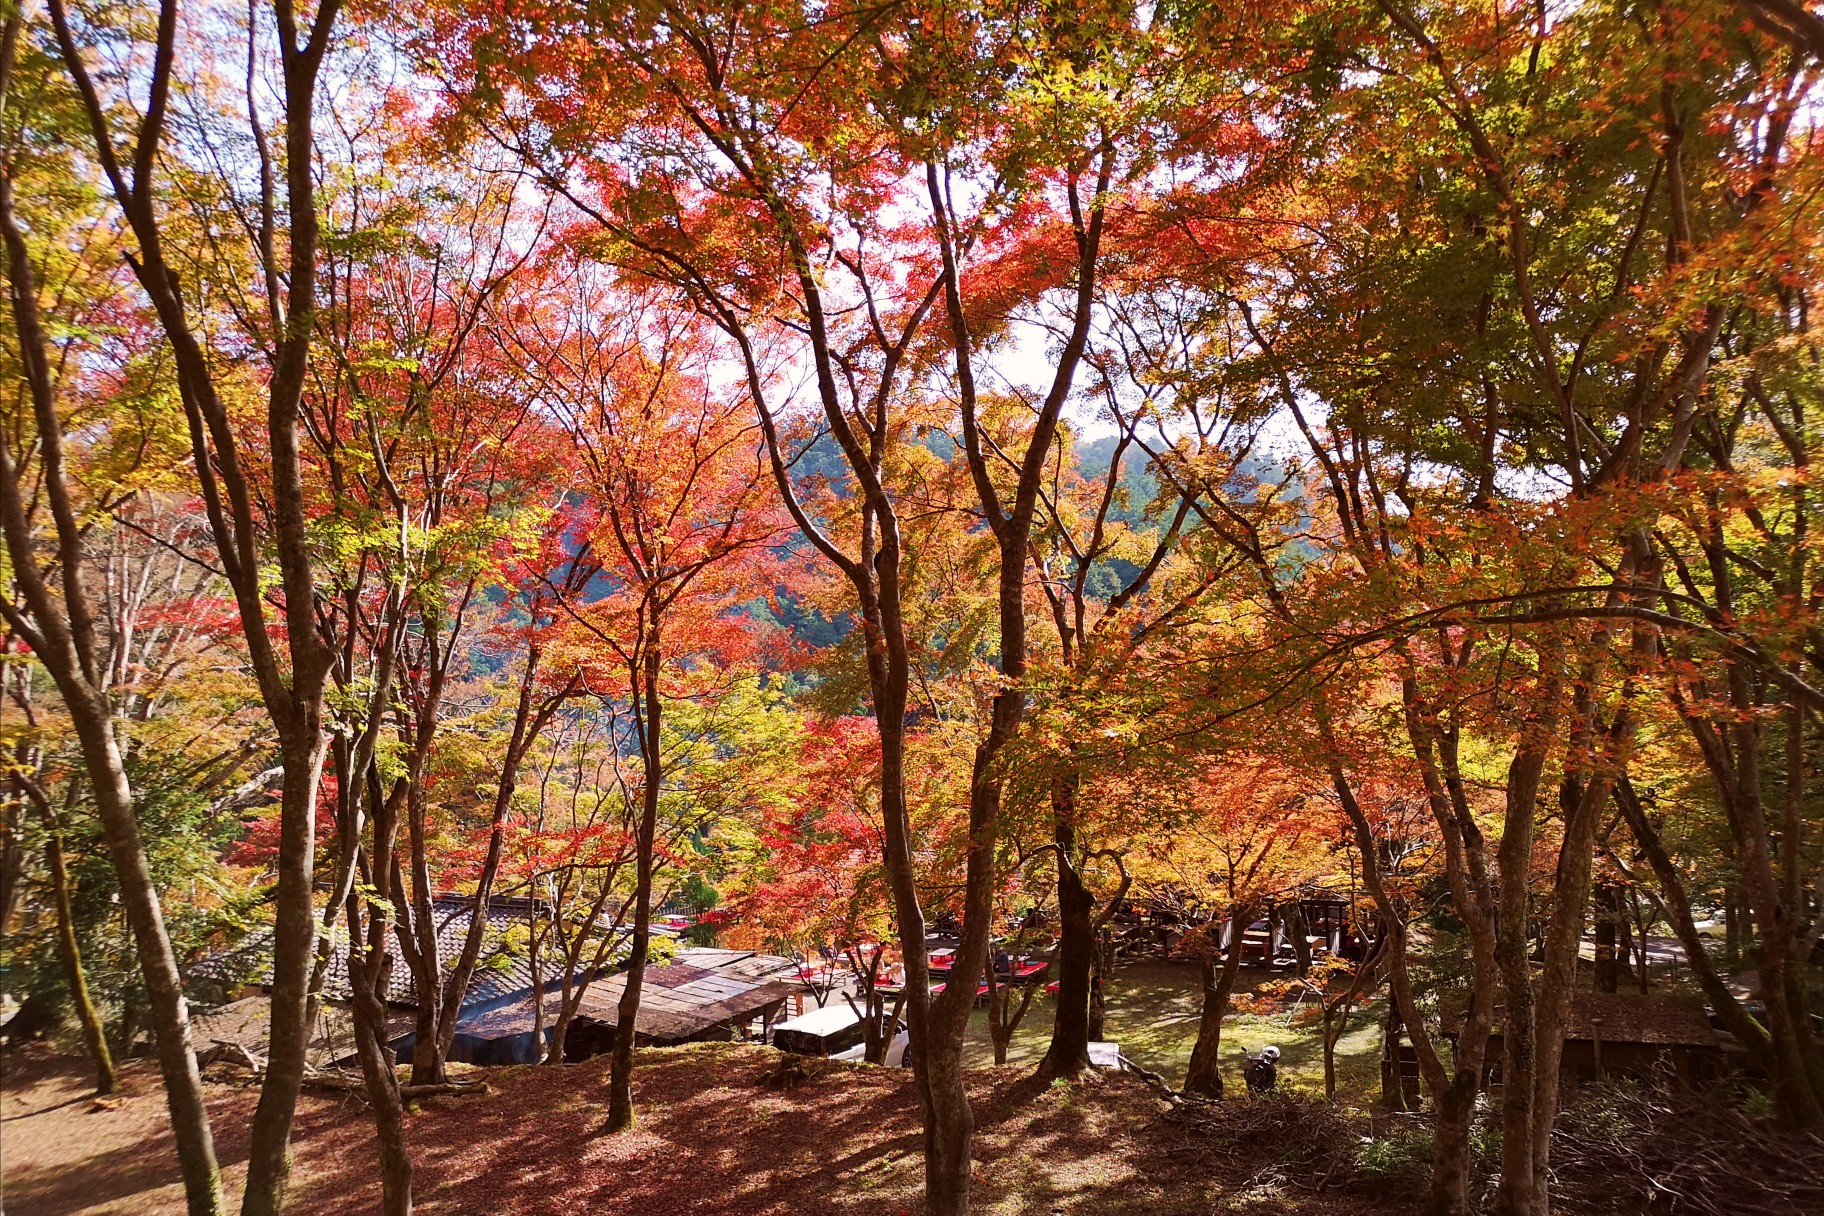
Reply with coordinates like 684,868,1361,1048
771,1003,866,1057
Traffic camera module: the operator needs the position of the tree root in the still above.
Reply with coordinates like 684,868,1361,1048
211,1040,488,1101
1117,1053,1198,1106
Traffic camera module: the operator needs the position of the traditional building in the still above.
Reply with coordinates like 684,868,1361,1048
185,895,793,1068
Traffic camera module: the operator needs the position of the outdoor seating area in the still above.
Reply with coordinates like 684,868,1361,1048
801,889,1369,1027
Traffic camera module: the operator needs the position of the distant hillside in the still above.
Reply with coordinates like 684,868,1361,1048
1074,434,1164,529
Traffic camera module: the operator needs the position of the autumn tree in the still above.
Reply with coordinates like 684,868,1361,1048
1134,758,1328,1097
310,133,562,1114
0,10,236,1204
524,271,785,1129
1019,277,1293,1077
41,0,352,1207
490,700,640,1065
1188,1,1824,1210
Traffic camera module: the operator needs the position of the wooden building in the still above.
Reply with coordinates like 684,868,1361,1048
553,951,798,1061
190,994,416,1071
187,893,572,1068
417,948,800,1065
185,895,796,1069
1386,991,1729,1105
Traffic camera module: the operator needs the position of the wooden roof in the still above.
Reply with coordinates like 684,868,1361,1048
447,949,799,1048
577,966,797,1044
190,994,416,1068
673,948,799,984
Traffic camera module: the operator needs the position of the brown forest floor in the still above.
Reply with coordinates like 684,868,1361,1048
1,1041,1405,1216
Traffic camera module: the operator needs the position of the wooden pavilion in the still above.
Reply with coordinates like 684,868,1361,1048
1388,991,1730,1105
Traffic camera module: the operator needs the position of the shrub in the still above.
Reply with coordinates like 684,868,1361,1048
1353,1120,1433,1193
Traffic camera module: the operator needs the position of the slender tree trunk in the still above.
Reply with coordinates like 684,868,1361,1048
0,768,24,936
607,624,662,1133
40,6,343,1206
1039,774,1094,1080
345,889,412,1216
306,737,363,1051
399,630,470,1090
401,847,442,1088
1322,938,1381,1102
348,1008,412,1216
69,708,223,1215
848,951,894,1064
1322,1001,1338,1100
855,981,884,1065
986,974,1010,1066
986,966,1041,1066
1593,885,1620,994
1729,748,1824,1127
921,145,1105,1213
543,882,631,1065
37,792,115,1095
1326,742,1448,1131
1429,1067,1479,1216
0,45,215,1201
1674,654,1824,1125
1493,744,1551,1216
308,612,407,1047
1614,778,1775,1062
530,915,549,1060
1751,700,1824,1130
242,733,327,1216
1183,916,1248,1099
1759,946,1824,1126
1285,900,1312,976
403,681,456,1089
346,743,415,1215
1329,735,1476,1216
919,1034,974,1214
922,692,1019,1207
432,655,566,1073
916,490,1050,1209
1528,765,1620,1216
1427,974,1494,1216
870,620,943,1210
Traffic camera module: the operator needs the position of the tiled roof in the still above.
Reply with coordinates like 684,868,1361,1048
187,894,665,1011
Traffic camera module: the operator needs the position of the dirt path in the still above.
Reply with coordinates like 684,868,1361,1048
3,1042,1392,1215
1,1046,373,1215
